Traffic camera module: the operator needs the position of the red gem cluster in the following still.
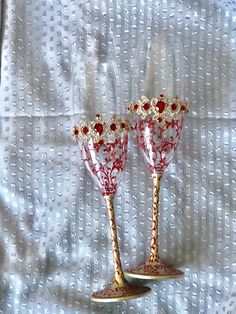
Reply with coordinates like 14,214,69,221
129,94,188,120
73,95,188,141
73,114,131,142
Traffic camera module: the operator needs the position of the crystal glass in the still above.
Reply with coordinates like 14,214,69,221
125,94,187,279
73,115,150,301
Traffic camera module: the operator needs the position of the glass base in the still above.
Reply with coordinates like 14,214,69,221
125,260,184,280
90,279,151,303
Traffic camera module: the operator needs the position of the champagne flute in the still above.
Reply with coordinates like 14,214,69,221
125,94,187,279
72,30,150,301
73,114,150,301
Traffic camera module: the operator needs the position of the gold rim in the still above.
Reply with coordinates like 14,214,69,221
124,271,184,280
90,287,151,303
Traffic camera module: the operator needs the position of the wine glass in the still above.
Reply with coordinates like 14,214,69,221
73,114,150,301
125,94,188,280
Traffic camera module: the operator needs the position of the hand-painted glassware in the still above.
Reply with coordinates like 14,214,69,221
73,114,150,302
125,94,187,280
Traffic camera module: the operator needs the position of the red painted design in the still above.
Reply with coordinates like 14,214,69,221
125,173,184,279
126,96,187,281
94,123,104,135
81,133,128,196
143,102,150,110
110,123,117,131
105,195,126,286
136,117,184,176
171,103,177,111
73,115,131,143
128,95,188,120
92,280,150,300
156,100,165,113
75,116,150,301
126,261,183,277
83,126,89,134
73,127,79,136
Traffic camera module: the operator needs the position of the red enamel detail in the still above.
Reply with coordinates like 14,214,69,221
83,126,89,134
134,104,139,110
143,103,150,111
82,134,128,195
160,94,164,97
110,123,117,131
181,105,186,111
171,103,177,111
94,123,103,135
96,114,101,119
74,128,79,136
158,117,162,123
121,122,126,128
136,117,184,176
156,101,165,113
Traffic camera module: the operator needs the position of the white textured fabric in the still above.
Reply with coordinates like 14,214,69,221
0,1,236,313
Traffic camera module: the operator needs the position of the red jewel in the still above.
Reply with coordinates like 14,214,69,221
82,126,89,134
110,123,117,131
74,128,79,136
94,123,103,135
158,117,162,123
160,94,164,97
171,103,177,111
156,101,165,113
98,139,104,145
143,103,150,110
181,105,186,111
96,114,100,119
134,103,139,110
121,122,126,128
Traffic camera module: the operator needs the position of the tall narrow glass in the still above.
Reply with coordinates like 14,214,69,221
73,114,150,301
125,95,187,280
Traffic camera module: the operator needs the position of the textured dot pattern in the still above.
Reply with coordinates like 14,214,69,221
0,1,236,313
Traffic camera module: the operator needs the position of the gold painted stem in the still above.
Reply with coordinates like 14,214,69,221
149,173,162,263
104,194,126,286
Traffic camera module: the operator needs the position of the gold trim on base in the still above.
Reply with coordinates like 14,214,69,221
125,260,184,281
90,280,151,303
124,271,184,280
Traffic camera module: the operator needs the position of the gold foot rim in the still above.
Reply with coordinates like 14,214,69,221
124,270,184,280
90,285,151,303
124,262,184,281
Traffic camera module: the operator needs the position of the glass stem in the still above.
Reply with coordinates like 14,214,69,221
149,173,162,263
104,194,126,286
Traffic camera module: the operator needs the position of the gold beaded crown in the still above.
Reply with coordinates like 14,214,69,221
128,94,188,121
73,114,132,143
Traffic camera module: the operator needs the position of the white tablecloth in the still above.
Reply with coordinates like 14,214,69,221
0,1,236,313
